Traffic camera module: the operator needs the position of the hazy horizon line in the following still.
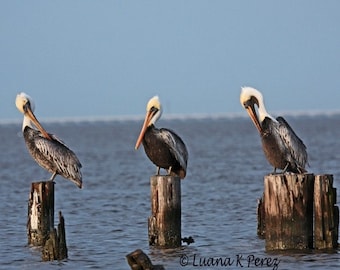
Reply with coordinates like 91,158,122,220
2,109,340,125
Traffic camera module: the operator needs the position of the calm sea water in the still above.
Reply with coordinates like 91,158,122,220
0,115,339,270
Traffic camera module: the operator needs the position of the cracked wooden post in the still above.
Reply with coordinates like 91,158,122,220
27,181,54,246
148,175,181,248
27,181,68,261
258,173,314,250
314,174,339,249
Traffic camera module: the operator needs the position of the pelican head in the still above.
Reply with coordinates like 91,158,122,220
16,92,35,114
240,87,271,133
135,96,163,150
146,96,162,124
15,92,51,139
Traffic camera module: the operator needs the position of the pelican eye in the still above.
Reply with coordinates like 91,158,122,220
243,99,253,108
23,100,31,112
150,106,158,113
251,96,259,107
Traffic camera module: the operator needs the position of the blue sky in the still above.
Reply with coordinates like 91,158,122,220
1,1,340,121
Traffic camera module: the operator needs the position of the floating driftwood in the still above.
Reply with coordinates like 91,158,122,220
148,175,181,248
181,236,195,245
126,249,165,270
257,173,339,251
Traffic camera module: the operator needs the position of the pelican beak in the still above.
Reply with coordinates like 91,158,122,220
135,110,155,150
24,102,52,140
245,103,262,133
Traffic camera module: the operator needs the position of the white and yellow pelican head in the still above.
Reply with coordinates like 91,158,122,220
240,87,272,134
135,96,163,150
15,92,51,140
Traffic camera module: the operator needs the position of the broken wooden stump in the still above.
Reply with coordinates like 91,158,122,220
126,249,165,270
27,181,68,260
257,173,339,251
148,175,181,248
42,211,68,261
27,181,54,246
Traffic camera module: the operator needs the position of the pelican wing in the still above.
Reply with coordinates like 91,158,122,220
276,116,308,169
34,131,82,180
158,128,188,171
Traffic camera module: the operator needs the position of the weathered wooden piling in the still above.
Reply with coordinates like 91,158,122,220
314,174,339,249
258,173,339,250
27,181,54,246
148,175,181,248
27,181,68,260
259,173,315,250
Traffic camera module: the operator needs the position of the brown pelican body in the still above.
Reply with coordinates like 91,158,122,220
135,96,188,179
16,92,82,188
240,87,308,173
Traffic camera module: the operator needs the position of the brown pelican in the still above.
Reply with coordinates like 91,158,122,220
135,96,188,179
15,92,83,188
240,87,308,173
